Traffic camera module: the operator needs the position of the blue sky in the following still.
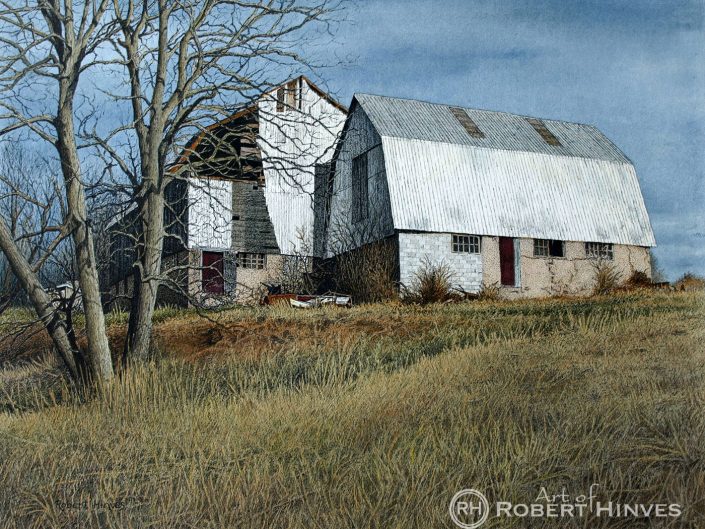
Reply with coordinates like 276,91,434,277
317,0,704,280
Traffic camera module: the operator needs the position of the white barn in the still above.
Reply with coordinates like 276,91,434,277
107,77,347,305
325,94,656,297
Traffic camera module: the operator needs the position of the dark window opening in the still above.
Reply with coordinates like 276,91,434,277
276,88,285,112
202,251,224,294
534,239,565,258
351,152,369,222
232,215,240,221
526,118,561,146
585,242,614,260
276,80,301,113
452,234,481,253
450,107,485,138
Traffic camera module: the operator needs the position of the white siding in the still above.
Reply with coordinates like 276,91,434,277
188,178,232,249
398,232,483,293
257,79,346,255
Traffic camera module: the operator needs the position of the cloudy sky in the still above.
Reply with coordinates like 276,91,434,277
317,0,704,280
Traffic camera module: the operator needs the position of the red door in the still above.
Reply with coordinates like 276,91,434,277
202,251,224,294
499,237,515,286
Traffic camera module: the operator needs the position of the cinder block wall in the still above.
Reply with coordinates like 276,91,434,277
398,232,483,293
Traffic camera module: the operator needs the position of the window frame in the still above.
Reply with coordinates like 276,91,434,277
237,252,266,270
585,242,614,260
533,239,565,258
451,234,481,254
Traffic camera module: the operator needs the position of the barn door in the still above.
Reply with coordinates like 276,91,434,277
202,251,225,294
499,237,515,286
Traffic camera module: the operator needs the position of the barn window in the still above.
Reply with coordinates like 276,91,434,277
238,252,266,269
351,152,368,222
202,251,225,294
276,80,301,112
450,107,485,138
276,87,285,112
526,118,561,146
452,234,481,253
585,242,614,260
534,239,565,258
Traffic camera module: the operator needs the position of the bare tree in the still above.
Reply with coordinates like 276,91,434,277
0,0,116,383
0,144,87,381
0,0,342,385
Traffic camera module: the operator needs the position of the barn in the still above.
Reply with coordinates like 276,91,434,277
105,76,346,306
324,94,656,297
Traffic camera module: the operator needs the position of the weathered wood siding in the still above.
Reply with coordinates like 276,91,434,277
325,104,394,257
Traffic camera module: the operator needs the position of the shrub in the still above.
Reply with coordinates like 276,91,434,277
478,282,501,301
592,260,622,295
402,258,454,305
674,272,705,291
334,239,398,303
626,270,651,288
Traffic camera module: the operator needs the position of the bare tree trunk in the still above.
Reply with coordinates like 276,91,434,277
0,217,81,382
124,191,165,360
55,103,114,382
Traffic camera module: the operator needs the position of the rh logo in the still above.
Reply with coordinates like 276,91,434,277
449,489,490,529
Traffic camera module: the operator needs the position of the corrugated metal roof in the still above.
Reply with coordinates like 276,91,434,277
350,94,655,247
355,93,631,163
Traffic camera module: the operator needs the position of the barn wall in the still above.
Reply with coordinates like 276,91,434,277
258,79,346,256
105,250,190,310
231,181,280,254
398,232,483,293
481,238,651,297
326,104,395,257
187,178,232,250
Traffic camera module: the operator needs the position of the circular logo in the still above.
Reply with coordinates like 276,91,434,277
449,489,490,529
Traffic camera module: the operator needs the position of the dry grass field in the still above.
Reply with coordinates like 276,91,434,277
0,291,704,528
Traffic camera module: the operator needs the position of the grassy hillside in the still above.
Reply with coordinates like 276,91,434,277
0,292,704,528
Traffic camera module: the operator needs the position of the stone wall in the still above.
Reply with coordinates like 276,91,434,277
186,249,290,305
481,236,651,298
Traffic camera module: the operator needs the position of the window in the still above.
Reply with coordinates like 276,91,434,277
202,251,224,294
275,80,301,112
534,239,565,258
452,234,481,253
585,242,613,260
450,107,485,138
526,118,561,146
351,152,368,222
276,87,285,112
238,252,266,269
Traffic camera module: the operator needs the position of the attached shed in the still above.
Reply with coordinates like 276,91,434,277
325,94,656,297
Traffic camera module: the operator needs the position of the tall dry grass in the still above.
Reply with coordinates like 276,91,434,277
0,291,703,528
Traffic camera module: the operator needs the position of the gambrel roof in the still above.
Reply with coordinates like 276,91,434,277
352,93,656,247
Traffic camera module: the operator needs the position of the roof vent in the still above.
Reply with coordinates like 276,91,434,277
450,107,485,139
526,118,561,146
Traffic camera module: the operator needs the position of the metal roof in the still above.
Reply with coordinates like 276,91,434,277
354,93,631,163
352,94,655,247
